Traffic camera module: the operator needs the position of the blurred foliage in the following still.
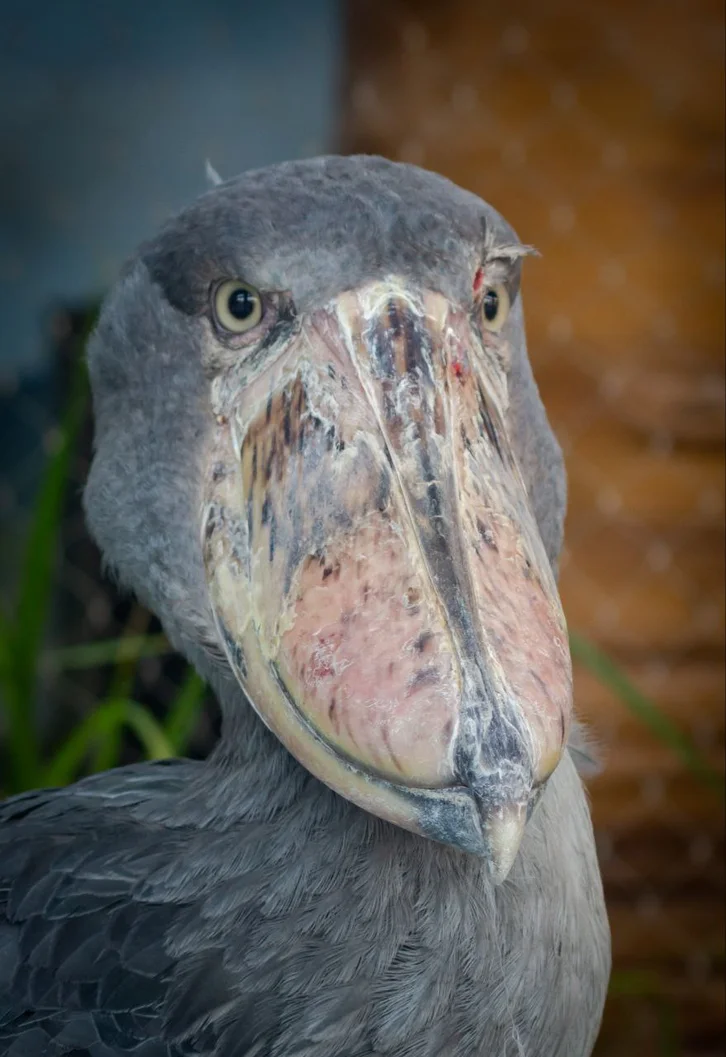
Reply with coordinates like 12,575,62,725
569,632,723,794
0,349,207,796
0,334,721,1054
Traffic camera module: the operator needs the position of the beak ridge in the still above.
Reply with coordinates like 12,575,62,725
203,279,572,875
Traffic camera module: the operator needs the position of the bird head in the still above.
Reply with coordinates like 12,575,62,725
85,156,570,883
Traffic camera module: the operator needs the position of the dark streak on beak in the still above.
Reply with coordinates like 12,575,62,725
204,279,572,883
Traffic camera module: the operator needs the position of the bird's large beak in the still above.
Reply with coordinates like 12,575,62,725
203,279,572,882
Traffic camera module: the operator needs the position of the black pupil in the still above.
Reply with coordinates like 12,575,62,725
483,288,499,322
228,287,257,320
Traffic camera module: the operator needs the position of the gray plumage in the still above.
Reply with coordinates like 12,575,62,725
0,155,610,1056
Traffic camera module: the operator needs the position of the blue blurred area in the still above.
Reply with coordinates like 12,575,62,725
0,0,341,380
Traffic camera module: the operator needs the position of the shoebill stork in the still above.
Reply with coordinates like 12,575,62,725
0,156,610,1056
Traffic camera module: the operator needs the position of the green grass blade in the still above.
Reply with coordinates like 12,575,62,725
13,359,87,689
0,605,13,697
6,355,89,789
89,607,155,774
0,606,24,794
0,606,19,724
164,669,206,754
42,699,175,788
43,634,171,672
89,717,124,774
569,631,723,793
115,701,175,760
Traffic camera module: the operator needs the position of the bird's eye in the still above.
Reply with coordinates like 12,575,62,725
480,284,511,333
214,280,263,333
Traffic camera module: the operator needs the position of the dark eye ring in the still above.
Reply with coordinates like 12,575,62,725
214,280,263,333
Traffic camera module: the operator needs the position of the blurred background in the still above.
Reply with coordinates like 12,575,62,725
0,1,723,1054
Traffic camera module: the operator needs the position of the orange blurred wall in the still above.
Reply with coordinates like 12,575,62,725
341,2,725,1053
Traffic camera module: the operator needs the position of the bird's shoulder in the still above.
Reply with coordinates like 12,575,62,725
0,760,230,1057
0,761,387,1057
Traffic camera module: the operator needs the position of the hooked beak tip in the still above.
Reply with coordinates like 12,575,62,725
484,801,528,885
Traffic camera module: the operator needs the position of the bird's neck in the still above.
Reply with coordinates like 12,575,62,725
193,652,591,887
168,658,608,1057
195,661,345,825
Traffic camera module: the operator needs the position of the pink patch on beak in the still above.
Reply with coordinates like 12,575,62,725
467,514,571,780
278,517,460,786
